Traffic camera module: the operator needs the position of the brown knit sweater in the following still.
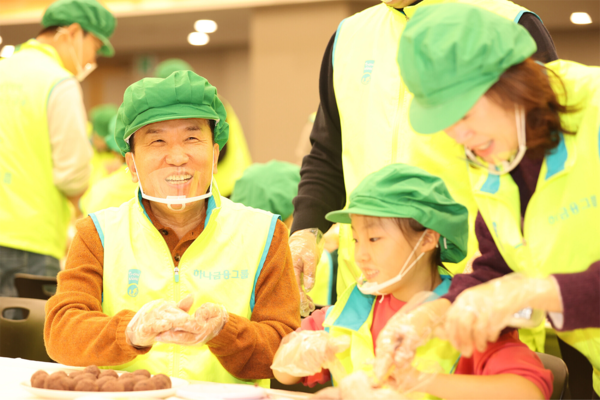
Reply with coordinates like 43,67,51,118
44,198,300,380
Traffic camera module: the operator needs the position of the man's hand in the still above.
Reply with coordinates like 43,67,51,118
289,228,325,317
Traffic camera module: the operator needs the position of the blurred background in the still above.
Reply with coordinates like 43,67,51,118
1,0,598,163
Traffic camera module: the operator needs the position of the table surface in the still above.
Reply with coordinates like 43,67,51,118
0,357,311,400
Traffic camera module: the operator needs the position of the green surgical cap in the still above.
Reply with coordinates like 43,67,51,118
89,104,117,138
155,59,194,79
42,0,116,57
399,3,536,134
231,161,300,220
326,164,469,263
114,71,229,155
105,115,120,153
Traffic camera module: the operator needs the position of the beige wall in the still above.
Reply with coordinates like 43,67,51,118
550,28,600,66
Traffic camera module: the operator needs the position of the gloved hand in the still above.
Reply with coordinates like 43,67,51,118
444,273,560,357
289,228,325,317
125,299,191,348
339,371,406,400
156,302,229,346
271,331,350,377
373,297,450,385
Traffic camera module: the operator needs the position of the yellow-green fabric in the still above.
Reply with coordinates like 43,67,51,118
214,99,252,197
470,60,600,393
81,164,137,216
323,272,459,396
95,179,277,386
0,39,73,260
331,0,530,295
311,251,334,306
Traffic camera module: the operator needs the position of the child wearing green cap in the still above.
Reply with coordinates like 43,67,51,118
271,164,552,399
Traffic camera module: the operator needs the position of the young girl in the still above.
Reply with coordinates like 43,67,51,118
272,164,553,399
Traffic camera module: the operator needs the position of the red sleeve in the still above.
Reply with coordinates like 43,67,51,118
455,331,554,399
298,307,332,387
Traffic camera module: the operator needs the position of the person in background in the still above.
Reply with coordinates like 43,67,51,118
80,115,138,215
231,160,335,306
154,58,252,197
289,0,559,318
89,103,122,179
375,3,600,397
0,0,114,300
273,164,553,400
45,72,299,386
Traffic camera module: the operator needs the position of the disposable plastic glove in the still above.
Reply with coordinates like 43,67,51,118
444,273,560,357
339,371,406,400
156,302,229,346
373,297,450,385
289,228,325,317
271,331,350,377
125,299,191,348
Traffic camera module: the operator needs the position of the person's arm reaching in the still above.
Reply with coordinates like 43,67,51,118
44,217,150,366
208,220,301,380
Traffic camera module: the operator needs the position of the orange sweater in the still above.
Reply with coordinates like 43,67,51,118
44,199,300,380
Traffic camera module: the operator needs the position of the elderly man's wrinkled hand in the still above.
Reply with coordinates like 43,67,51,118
126,299,191,348
156,302,229,346
289,228,324,317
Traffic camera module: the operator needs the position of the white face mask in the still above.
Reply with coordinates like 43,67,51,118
131,152,215,212
464,106,527,175
55,27,97,82
357,230,428,296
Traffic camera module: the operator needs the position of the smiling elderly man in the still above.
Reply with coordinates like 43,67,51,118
44,71,300,387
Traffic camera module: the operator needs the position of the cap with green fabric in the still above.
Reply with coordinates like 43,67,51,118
105,115,120,153
155,58,194,79
231,161,300,220
399,3,537,134
326,163,468,263
89,104,117,138
114,70,229,156
42,0,116,57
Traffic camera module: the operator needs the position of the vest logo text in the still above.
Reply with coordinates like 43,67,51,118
127,269,141,297
548,195,597,225
361,60,375,85
193,269,249,280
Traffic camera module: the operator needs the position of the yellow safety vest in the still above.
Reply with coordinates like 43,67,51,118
214,99,252,197
323,270,460,399
470,60,600,393
332,0,533,296
0,39,73,260
92,180,278,387
81,164,137,216
311,251,334,306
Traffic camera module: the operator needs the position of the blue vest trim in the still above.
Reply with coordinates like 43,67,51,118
333,286,375,332
46,77,71,111
89,213,105,248
433,274,452,297
324,306,334,333
514,10,542,23
137,191,152,222
545,133,567,180
325,251,334,305
480,174,500,194
250,214,280,312
597,125,600,158
204,196,217,229
332,19,346,68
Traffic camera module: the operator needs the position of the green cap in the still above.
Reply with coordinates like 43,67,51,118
399,3,537,134
105,115,120,153
89,104,117,138
155,59,194,79
42,0,116,57
114,71,229,156
326,164,468,263
231,161,300,220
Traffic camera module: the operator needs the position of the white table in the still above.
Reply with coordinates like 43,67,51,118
0,357,309,400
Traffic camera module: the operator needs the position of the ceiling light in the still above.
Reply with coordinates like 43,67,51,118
571,12,592,25
194,20,217,33
188,32,210,46
0,36,3,45
0,45,15,58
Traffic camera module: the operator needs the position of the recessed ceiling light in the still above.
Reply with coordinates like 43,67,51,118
188,32,210,46
194,20,217,33
0,45,15,58
571,12,592,25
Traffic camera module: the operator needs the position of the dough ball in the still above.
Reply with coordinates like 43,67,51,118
44,371,68,389
118,372,135,380
84,365,101,378
30,370,48,388
133,379,156,391
45,377,70,391
150,374,171,389
100,379,125,392
119,378,136,391
61,377,77,391
132,369,151,378
69,371,85,378
73,373,96,382
74,379,99,392
95,376,117,388
99,369,119,379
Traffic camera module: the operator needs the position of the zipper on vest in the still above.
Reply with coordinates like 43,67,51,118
174,266,180,283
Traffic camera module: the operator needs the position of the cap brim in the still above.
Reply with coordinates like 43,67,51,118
326,206,421,225
409,80,495,134
94,33,114,57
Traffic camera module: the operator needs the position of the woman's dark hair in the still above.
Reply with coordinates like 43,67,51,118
129,119,216,153
485,58,576,159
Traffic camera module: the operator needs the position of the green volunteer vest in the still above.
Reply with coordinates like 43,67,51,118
0,39,73,260
470,60,600,394
311,251,334,306
332,0,532,295
92,180,278,387
323,270,460,399
81,164,138,216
